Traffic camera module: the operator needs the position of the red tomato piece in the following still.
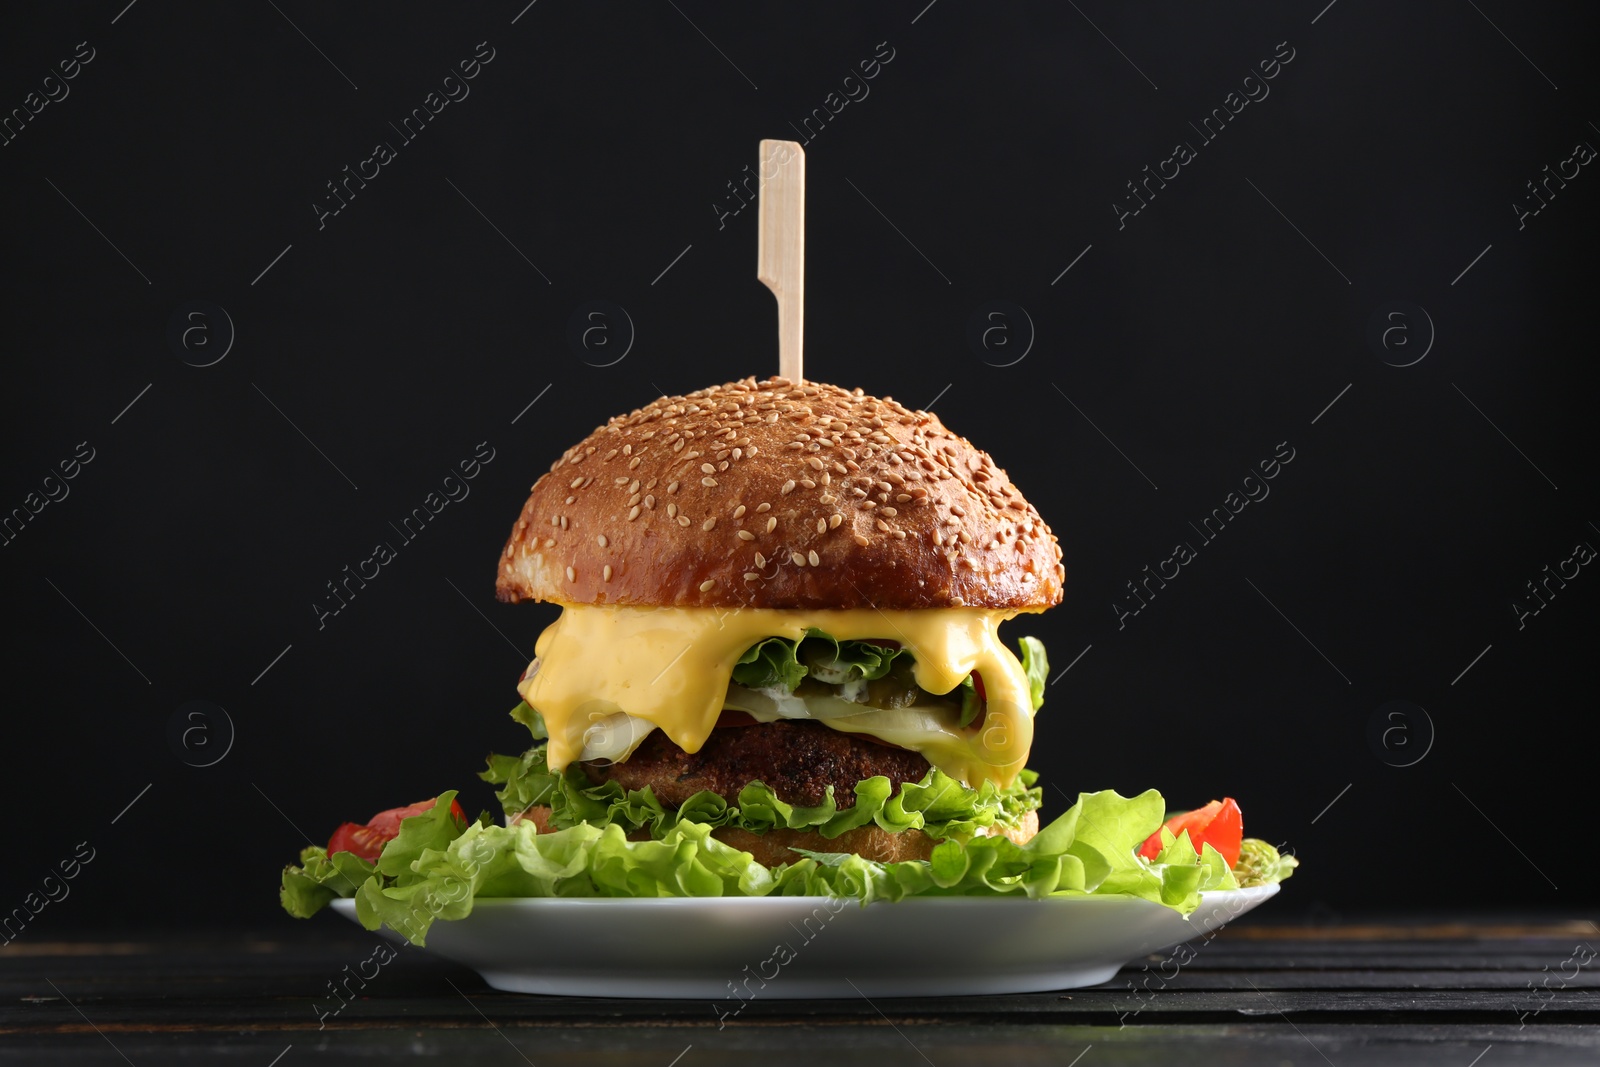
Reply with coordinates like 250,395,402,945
1138,797,1244,866
326,822,388,863
327,797,465,861
366,798,464,838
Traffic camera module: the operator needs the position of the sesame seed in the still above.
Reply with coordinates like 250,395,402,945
566,496,576,505
596,534,608,547
829,513,842,529
791,552,806,567
645,495,656,508
628,493,641,506
570,476,583,488
877,519,890,532
701,463,715,474
733,504,746,518
667,503,678,518
701,477,717,487
544,537,555,548
743,572,760,581
808,456,824,471
738,529,756,541
678,515,691,527
755,552,767,567
765,517,777,533
565,566,576,582
896,494,912,503
881,507,898,517
781,480,796,495
703,518,716,531
628,506,641,520
852,533,870,547
756,503,771,513
669,481,680,493
816,518,826,534
808,550,820,566
699,579,717,592
603,565,613,581
629,457,641,469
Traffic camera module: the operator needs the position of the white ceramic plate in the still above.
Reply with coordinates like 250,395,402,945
331,885,1278,998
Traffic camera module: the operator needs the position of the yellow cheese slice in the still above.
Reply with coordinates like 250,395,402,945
516,604,1040,788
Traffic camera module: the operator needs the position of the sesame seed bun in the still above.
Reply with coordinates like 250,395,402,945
495,377,1063,610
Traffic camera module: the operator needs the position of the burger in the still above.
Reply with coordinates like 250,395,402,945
281,377,1295,943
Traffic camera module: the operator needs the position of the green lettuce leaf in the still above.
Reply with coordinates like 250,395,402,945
481,741,1043,842
1233,837,1299,887
1018,636,1048,712
508,700,547,740
729,630,911,692
958,675,982,727
279,847,375,918
730,635,808,690
283,782,1234,945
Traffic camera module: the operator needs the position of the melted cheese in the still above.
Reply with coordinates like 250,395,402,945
516,605,1039,788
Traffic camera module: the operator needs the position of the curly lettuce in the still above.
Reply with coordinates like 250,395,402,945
480,740,1041,842
730,629,913,691
280,779,1258,945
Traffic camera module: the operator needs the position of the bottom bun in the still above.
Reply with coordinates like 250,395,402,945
516,806,1039,868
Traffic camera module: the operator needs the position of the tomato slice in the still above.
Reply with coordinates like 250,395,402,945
327,797,466,862
326,822,389,863
366,798,464,837
1138,797,1244,866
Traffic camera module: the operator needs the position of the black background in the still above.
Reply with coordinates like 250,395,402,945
2,1,1595,935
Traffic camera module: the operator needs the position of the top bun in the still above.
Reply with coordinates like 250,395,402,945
496,377,1063,611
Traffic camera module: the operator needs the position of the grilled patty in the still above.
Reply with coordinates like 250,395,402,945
581,719,931,809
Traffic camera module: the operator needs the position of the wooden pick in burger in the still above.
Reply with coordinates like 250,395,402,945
756,139,805,383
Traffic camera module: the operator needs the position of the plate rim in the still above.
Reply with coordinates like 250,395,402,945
328,882,1277,913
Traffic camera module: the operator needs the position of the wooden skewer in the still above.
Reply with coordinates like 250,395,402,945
756,139,805,383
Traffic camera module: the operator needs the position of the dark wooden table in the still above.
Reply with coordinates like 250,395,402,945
4,918,1596,1064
